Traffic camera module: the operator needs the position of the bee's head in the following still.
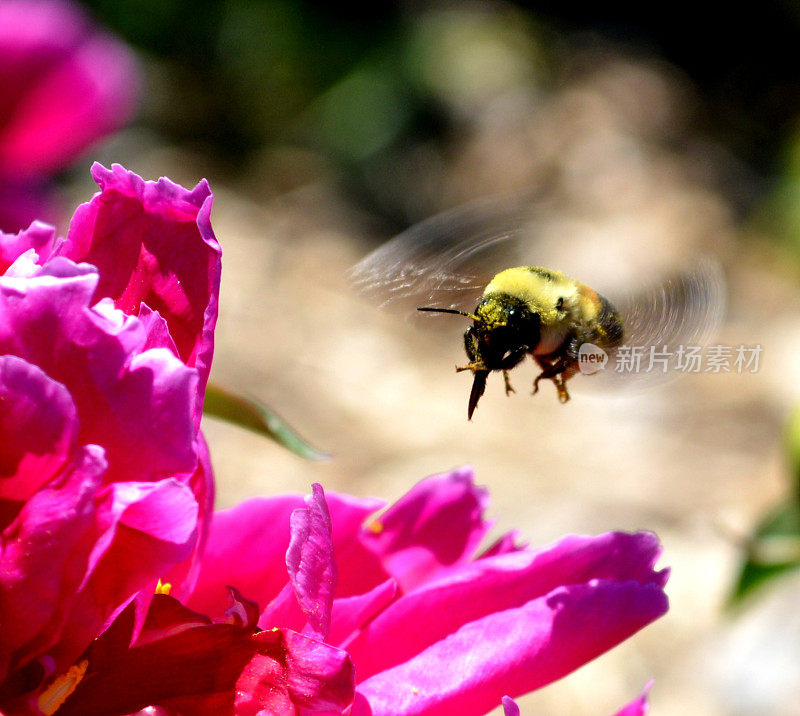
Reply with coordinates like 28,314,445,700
417,294,541,369
473,293,541,366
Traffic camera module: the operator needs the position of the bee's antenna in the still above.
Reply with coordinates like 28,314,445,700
417,306,480,321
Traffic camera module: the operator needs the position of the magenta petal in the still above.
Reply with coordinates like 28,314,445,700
479,530,528,557
0,33,139,179
328,578,397,647
60,163,221,421
502,696,520,716
348,531,666,680
138,304,179,356
188,492,383,620
0,354,78,505
162,433,215,601
0,1,140,179
258,581,306,634
0,267,199,486
234,629,355,715
187,495,306,620
323,492,386,598
280,629,355,712
0,221,55,272
224,586,260,629
356,579,668,716
0,444,107,681
359,466,490,592
286,483,336,641
48,477,200,669
614,681,653,716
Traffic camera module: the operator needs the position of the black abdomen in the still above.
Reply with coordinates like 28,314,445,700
597,294,624,347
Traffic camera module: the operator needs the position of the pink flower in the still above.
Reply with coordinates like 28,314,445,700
0,163,220,711
55,588,354,716
0,0,140,230
53,485,358,715
161,468,665,715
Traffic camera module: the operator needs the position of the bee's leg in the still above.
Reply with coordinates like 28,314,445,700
553,374,570,403
456,327,486,373
494,346,526,396
463,326,479,362
456,360,487,372
502,370,515,395
532,357,573,402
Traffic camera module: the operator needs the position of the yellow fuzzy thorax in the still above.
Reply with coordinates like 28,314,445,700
482,266,586,326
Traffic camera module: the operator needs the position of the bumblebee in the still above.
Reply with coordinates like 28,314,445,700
350,192,725,419
419,266,624,418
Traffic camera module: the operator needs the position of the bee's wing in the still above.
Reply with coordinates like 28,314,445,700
348,191,552,321
582,258,727,391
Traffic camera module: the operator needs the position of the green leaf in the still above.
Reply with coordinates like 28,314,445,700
728,499,800,607
203,383,330,462
786,404,800,499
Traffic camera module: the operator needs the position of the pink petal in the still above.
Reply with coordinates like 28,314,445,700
0,355,78,505
348,531,666,680
324,491,386,598
502,695,520,716
258,578,306,634
478,529,528,557
187,495,306,620
286,483,336,641
48,477,200,669
162,433,215,601
223,586,260,629
241,630,354,714
138,304,179,356
0,0,140,179
614,681,653,716
0,266,200,487
188,492,383,620
355,579,668,716
0,221,55,272
328,578,397,648
0,444,107,682
59,163,221,423
359,466,491,592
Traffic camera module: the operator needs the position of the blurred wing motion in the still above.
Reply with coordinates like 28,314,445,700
349,192,547,318
595,258,726,391
349,190,726,391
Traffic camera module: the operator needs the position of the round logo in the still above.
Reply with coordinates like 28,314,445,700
577,342,608,375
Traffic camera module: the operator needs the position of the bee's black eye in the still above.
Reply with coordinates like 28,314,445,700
556,297,564,310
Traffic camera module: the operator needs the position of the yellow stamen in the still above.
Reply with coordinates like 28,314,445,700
155,579,172,595
366,519,383,535
37,660,88,715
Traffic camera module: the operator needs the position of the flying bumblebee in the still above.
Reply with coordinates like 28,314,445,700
350,192,725,419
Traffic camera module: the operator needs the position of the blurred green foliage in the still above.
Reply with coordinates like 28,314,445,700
79,0,800,240
81,0,553,224
83,0,401,162
730,406,800,605
204,383,330,461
